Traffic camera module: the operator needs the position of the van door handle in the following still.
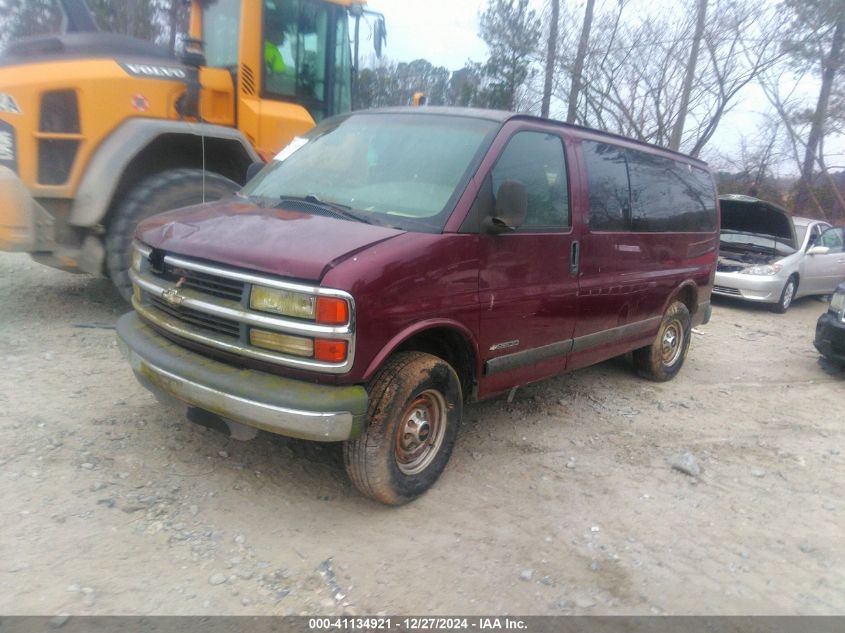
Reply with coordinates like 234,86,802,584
570,240,580,277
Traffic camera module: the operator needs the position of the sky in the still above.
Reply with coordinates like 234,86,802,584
362,0,844,177
365,0,488,71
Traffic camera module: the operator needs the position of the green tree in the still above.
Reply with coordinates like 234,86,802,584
478,0,541,111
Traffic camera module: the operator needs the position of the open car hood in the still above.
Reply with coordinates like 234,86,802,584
135,197,405,282
719,195,796,248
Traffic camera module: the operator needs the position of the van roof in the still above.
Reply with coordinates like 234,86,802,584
363,106,709,167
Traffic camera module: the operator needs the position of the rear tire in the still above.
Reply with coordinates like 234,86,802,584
343,352,462,505
634,300,691,382
771,276,797,314
105,168,239,302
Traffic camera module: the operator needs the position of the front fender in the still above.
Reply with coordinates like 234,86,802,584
362,318,481,383
70,118,260,227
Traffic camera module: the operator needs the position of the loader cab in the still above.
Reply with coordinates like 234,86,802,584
199,0,362,156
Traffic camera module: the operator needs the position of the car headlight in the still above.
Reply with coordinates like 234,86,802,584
131,248,145,273
250,286,349,325
831,290,845,319
742,264,782,276
250,286,316,319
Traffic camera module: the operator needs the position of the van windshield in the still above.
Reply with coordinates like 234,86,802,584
243,113,499,232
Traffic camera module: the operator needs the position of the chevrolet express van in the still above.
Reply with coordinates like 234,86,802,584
117,108,719,504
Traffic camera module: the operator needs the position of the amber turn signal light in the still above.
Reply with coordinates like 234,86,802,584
314,339,348,363
316,297,349,325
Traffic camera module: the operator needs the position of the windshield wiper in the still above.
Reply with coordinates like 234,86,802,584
277,194,376,225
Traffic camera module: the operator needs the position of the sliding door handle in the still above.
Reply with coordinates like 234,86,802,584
570,240,580,277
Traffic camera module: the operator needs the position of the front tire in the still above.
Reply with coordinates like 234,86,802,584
105,168,239,302
343,352,462,505
634,300,691,382
771,276,797,314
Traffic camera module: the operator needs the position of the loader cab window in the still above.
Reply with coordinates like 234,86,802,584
203,0,241,68
262,0,350,121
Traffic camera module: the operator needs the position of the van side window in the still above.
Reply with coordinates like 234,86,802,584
583,141,630,231
626,149,717,232
491,132,570,230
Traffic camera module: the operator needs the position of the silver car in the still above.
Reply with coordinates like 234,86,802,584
713,195,845,313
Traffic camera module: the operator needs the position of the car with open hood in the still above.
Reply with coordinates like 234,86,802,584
713,195,845,313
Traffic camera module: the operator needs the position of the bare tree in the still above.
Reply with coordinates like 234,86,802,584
566,0,596,124
783,0,845,207
669,0,708,150
555,0,785,158
541,0,560,118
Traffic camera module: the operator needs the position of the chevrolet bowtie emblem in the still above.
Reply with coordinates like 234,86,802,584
162,277,186,305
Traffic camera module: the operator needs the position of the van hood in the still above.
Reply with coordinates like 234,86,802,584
719,195,796,248
135,197,405,282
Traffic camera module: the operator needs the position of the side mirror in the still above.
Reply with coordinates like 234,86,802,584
808,245,830,256
178,37,206,68
483,180,527,234
374,17,386,58
245,161,265,182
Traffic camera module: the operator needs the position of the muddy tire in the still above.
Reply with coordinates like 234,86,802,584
634,300,691,382
105,169,239,302
343,352,462,505
771,276,797,314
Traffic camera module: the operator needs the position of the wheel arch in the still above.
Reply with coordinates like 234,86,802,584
665,281,699,316
69,119,261,228
363,320,480,401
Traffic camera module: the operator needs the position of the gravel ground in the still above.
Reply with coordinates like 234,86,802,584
1,251,843,615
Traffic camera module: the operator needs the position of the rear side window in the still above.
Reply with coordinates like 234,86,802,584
627,149,716,232
583,142,630,231
583,141,717,232
491,131,570,230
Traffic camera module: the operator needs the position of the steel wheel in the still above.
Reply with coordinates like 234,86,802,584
395,389,447,476
633,300,691,382
660,319,685,366
344,352,463,505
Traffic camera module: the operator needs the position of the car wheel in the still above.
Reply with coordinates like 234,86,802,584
343,352,462,505
633,300,691,382
771,276,797,314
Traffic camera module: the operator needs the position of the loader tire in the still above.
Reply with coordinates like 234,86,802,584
106,169,239,302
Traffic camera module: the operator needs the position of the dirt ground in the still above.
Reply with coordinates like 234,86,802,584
1,250,843,616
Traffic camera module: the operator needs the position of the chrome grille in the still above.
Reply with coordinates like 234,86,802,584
129,243,355,374
163,263,245,302
150,295,240,338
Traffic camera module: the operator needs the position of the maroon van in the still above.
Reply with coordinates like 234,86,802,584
117,107,719,504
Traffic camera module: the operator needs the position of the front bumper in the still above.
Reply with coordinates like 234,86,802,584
0,165,54,252
116,312,369,441
814,311,845,366
713,271,784,303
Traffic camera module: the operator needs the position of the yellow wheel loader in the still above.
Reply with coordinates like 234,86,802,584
0,0,385,299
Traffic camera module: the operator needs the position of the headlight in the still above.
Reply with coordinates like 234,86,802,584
131,248,144,273
250,286,349,324
742,264,782,276
831,291,845,317
250,286,316,319
249,329,314,357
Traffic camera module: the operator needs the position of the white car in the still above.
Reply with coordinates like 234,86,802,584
713,195,845,313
